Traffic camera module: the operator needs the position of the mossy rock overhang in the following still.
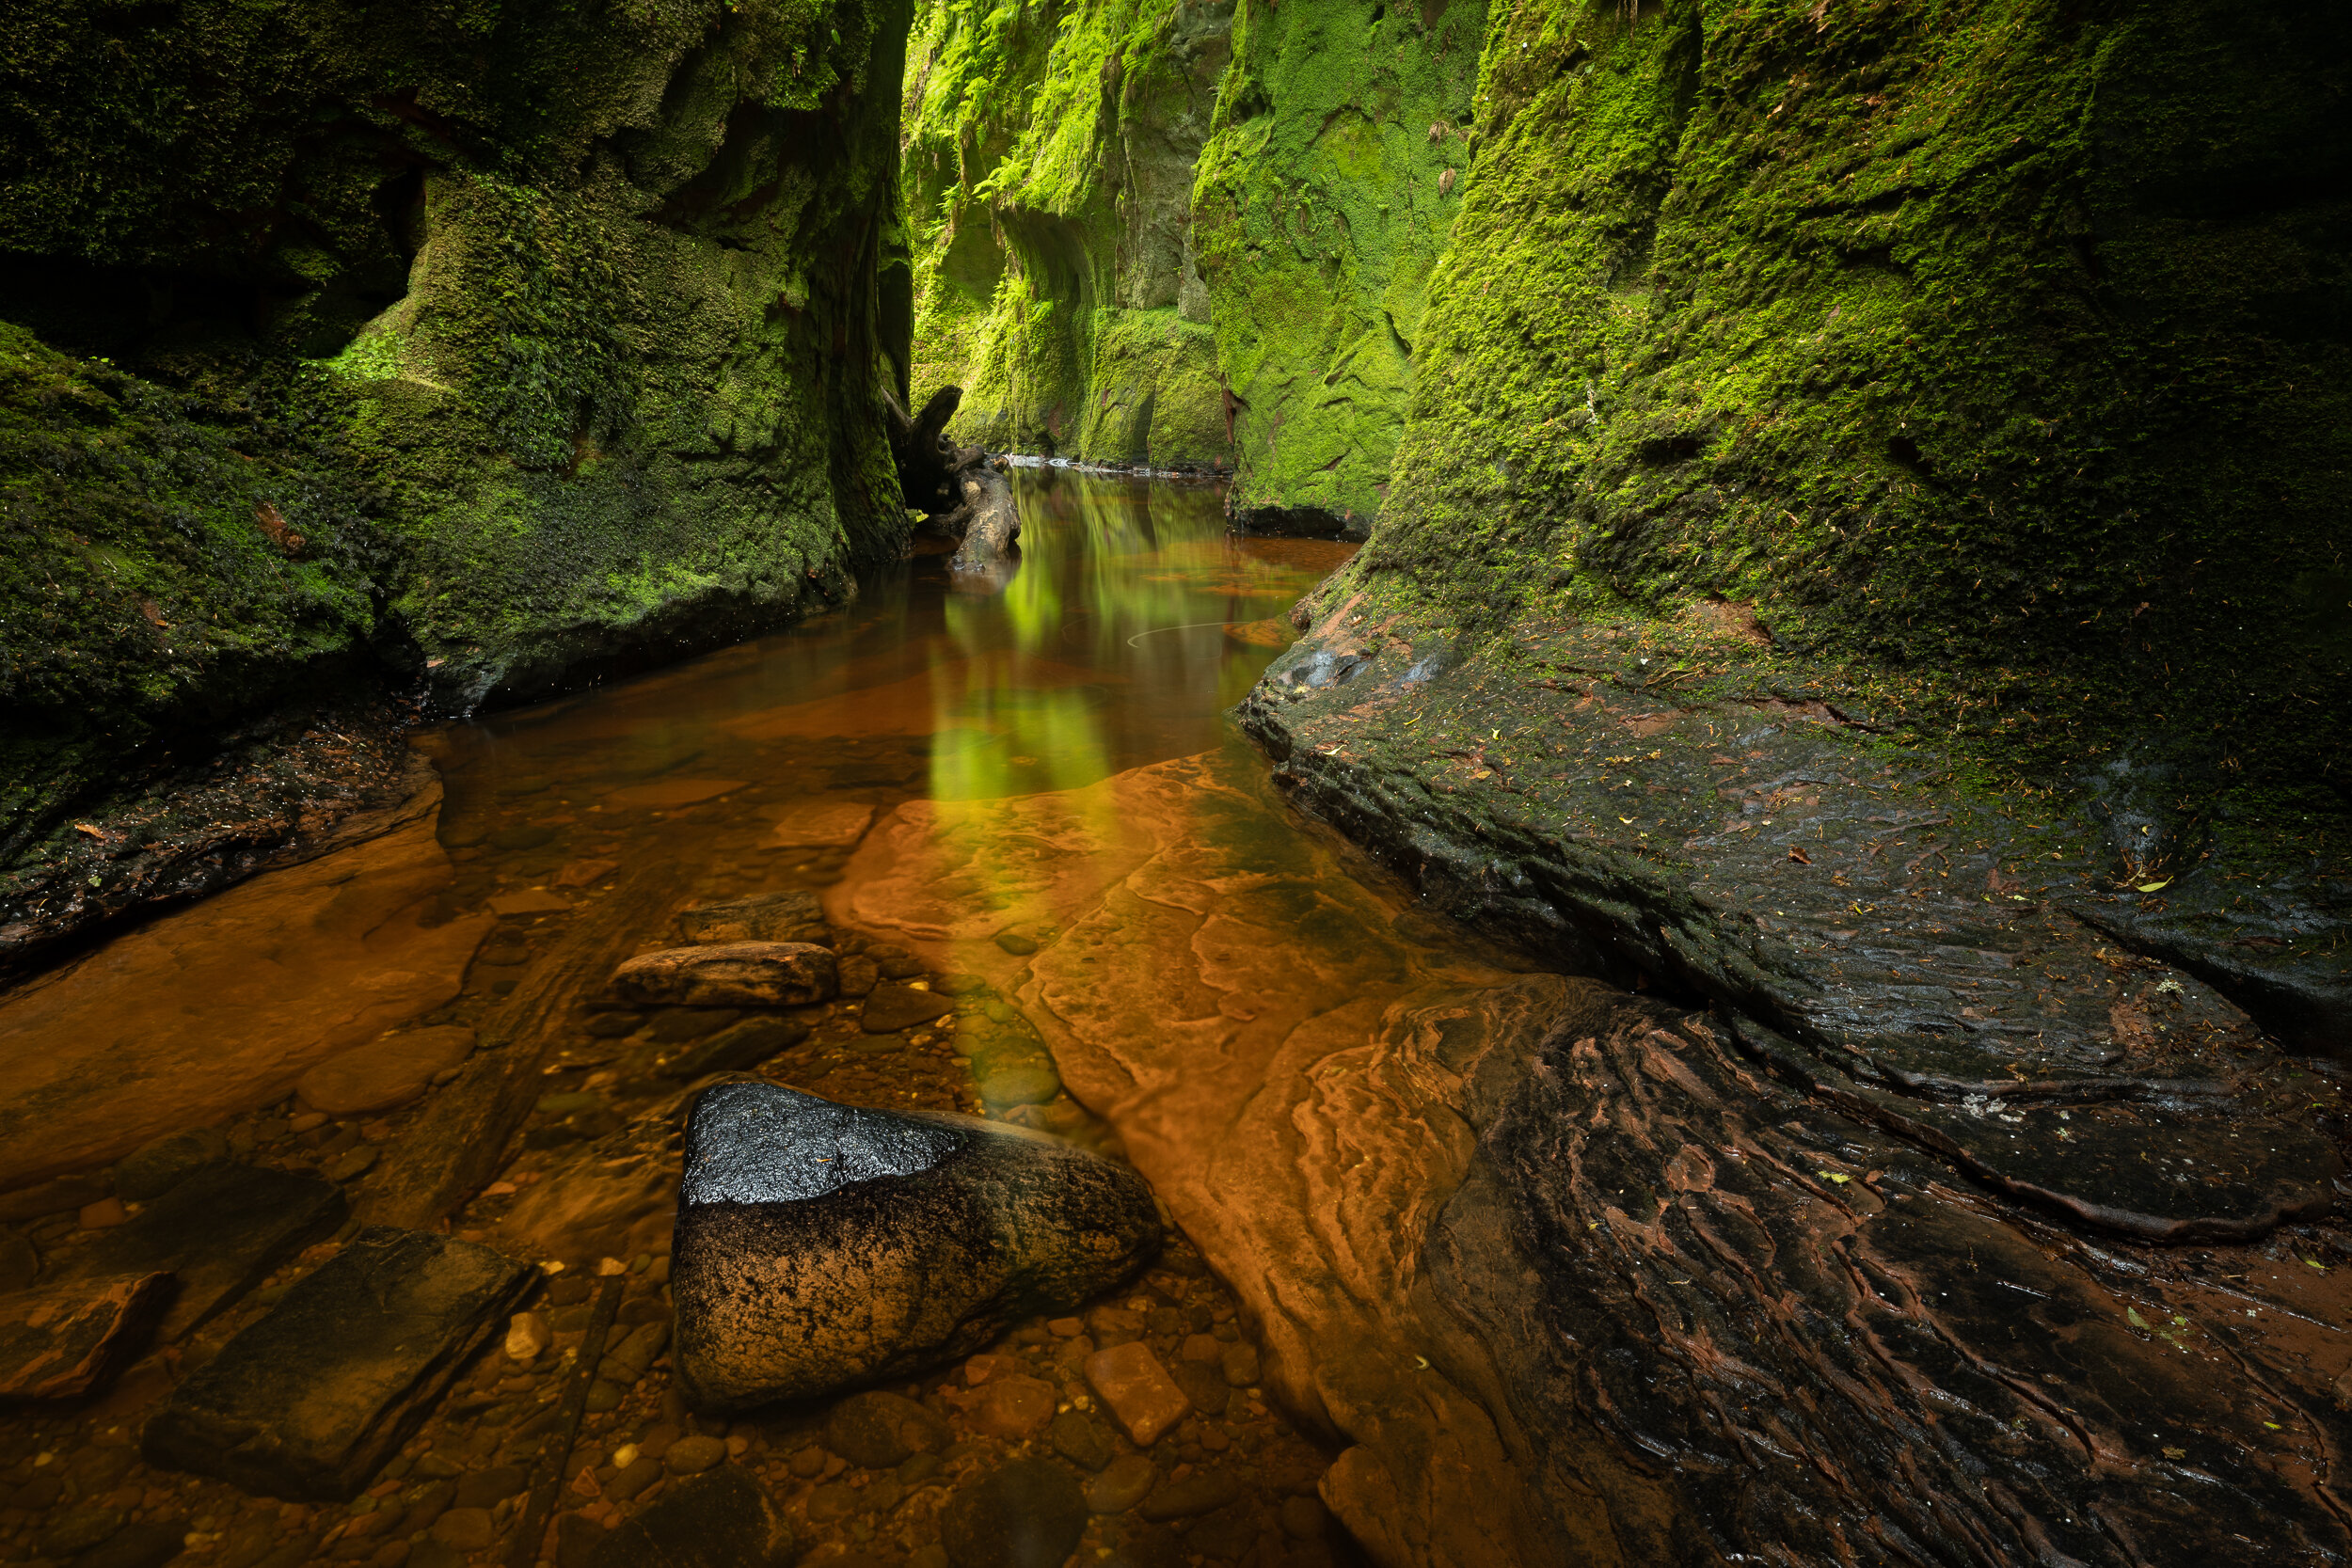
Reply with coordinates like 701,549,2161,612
0,0,916,964
1263,0,2348,1034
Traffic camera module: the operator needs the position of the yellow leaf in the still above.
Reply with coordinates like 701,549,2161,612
1618,816,1634,824
2136,879,2171,893
2306,1258,2328,1272
1818,1171,1851,1184
2127,1307,2151,1328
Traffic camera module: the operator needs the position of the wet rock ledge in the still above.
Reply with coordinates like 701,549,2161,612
1225,599,2352,1562
1243,603,2346,1245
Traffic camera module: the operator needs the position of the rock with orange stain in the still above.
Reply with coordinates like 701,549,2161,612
610,943,837,1008
0,1272,172,1400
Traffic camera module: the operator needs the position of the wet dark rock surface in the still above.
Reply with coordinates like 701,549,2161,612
670,1083,1161,1411
58,1164,345,1342
1227,608,2352,1562
1240,613,2344,1243
0,703,427,985
143,1228,532,1500
1426,984,2352,1565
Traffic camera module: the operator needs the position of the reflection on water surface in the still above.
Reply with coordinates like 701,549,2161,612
0,468,1419,1568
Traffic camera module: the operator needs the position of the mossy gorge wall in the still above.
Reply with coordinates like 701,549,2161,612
915,0,2342,798
2,0,913,867
5,0,2341,927
902,0,1483,528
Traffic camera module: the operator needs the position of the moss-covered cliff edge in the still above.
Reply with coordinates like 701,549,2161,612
1262,0,2347,1003
902,0,1235,469
1,0,913,962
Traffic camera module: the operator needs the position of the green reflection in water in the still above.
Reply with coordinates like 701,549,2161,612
926,468,1315,805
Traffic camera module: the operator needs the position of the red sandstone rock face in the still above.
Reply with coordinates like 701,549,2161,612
841,751,1575,1564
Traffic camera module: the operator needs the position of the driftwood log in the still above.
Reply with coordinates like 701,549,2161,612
887,385,1019,578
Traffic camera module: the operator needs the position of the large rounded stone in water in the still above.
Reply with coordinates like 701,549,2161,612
669,1083,1160,1412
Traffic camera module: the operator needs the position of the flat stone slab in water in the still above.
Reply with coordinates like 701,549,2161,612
144,1227,534,1500
670,1082,1160,1410
859,982,956,1034
585,1465,791,1568
611,943,837,1008
675,892,824,944
0,1272,172,1400
61,1162,345,1340
763,801,877,851
294,1026,477,1117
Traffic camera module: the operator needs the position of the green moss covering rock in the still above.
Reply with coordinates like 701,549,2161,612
1192,0,1484,531
902,0,1235,467
1350,0,2347,813
1249,0,2346,1037
0,0,914,955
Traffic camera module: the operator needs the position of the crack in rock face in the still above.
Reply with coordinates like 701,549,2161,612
681,1082,967,1205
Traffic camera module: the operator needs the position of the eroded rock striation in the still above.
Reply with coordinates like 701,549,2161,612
668,1082,1160,1411
845,747,2352,1568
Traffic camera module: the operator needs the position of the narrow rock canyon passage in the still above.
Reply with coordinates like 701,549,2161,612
3,0,2345,1561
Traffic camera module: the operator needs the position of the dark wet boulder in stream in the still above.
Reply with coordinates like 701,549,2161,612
669,1082,1160,1411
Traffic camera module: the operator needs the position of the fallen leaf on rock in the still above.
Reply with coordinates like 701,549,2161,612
72,823,104,840
1788,847,1812,864
2136,879,2171,893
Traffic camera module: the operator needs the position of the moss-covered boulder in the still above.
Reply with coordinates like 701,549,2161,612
1,0,913,954
902,0,1233,468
